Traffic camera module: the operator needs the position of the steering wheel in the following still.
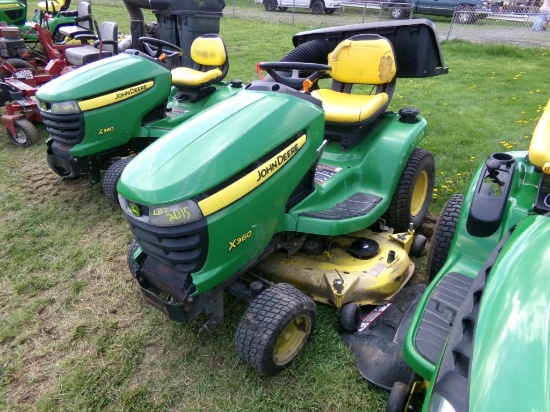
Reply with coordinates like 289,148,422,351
258,61,331,91
138,37,183,61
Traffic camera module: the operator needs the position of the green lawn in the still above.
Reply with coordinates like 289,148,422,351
1,3,549,411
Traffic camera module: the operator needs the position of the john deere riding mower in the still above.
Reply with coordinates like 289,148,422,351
116,20,447,376
36,32,242,205
386,101,550,411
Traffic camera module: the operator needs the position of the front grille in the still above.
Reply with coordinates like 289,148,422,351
125,212,209,273
41,111,85,145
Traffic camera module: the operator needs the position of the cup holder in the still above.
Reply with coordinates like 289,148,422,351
490,152,515,166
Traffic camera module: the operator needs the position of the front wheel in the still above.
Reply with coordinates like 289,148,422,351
235,283,317,376
264,0,277,12
426,194,463,281
7,119,38,147
102,157,132,207
311,0,325,14
127,238,140,278
389,7,411,19
385,148,435,232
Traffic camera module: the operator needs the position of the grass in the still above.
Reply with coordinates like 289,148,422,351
1,3,549,411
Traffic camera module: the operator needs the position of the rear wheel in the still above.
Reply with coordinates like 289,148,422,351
47,153,70,177
264,0,277,11
389,7,411,19
0,58,35,78
311,0,325,14
385,148,435,232
235,283,317,376
102,157,132,207
7,119,38,147
454,6,475,24
426,194,463,281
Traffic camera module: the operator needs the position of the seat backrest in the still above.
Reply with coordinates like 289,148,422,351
96,21,118,54
328,34,396,95
189,34,228,77
76,1,92,31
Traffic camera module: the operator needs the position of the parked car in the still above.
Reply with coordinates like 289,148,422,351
383,0,487,23
257,0,342,14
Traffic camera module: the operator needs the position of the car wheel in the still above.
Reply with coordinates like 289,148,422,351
390,7,405,19
264,0,277,12
426,194,463,282
7,119,38,147
102,157,132,207
385,148,436,232
235,283,317,376
311,0,325,14
340,302,362,332
454,6,475,24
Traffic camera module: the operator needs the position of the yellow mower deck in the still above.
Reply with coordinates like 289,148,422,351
256,229,415,308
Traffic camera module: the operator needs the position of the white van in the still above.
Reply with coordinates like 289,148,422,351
257,0,342,14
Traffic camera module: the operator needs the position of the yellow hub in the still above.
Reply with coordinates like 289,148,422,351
411,170,429,217
273,314,313,366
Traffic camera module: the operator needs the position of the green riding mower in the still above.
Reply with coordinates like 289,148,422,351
35,32,243,205
385,100,550,412
116,19,448,376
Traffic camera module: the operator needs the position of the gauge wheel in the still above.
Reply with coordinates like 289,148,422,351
235,283,317,376
301,235,325,255
385,148,435,232
264,0,277,12
340,302,362,332
7,119,39,147
127,238,140,278
386,381,410,412
311,0,325,14
102,157,132,207
426,194,463,282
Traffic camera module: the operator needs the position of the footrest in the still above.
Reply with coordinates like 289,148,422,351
300,193,382,220
414,272,474,364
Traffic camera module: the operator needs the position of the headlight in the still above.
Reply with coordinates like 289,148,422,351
428,392,457,412
120,196,203,227
47,100,81,114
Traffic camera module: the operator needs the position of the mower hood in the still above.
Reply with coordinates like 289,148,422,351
36,53,169,102
468,213,550,411
118,89,325,205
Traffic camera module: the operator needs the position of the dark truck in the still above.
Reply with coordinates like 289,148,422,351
383,0,487,23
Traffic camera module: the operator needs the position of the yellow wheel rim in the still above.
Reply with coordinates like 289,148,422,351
411,170,429,217
273,314,312,366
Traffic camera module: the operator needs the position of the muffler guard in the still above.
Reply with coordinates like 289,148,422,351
341,284,426,390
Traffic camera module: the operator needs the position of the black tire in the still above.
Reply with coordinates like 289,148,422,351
278,6,288,11
264,0,277,12
324,8,336,14
52,27,68,44
235,283,317,376
410,234,427,258
47,153,70,177
1,58,35,79
340,302,362,332
7,119,38,147
127,238,140,278
311,0,324,14
102,157,132,207
385,148,435,232
386,381,410,412
426,194,463,282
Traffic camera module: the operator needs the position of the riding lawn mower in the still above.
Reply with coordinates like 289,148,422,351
111,20,448,376
386,101,550,411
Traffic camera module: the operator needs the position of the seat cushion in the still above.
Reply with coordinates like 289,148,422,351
171,67,222,87
312,89,389,123
65,45,112,66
